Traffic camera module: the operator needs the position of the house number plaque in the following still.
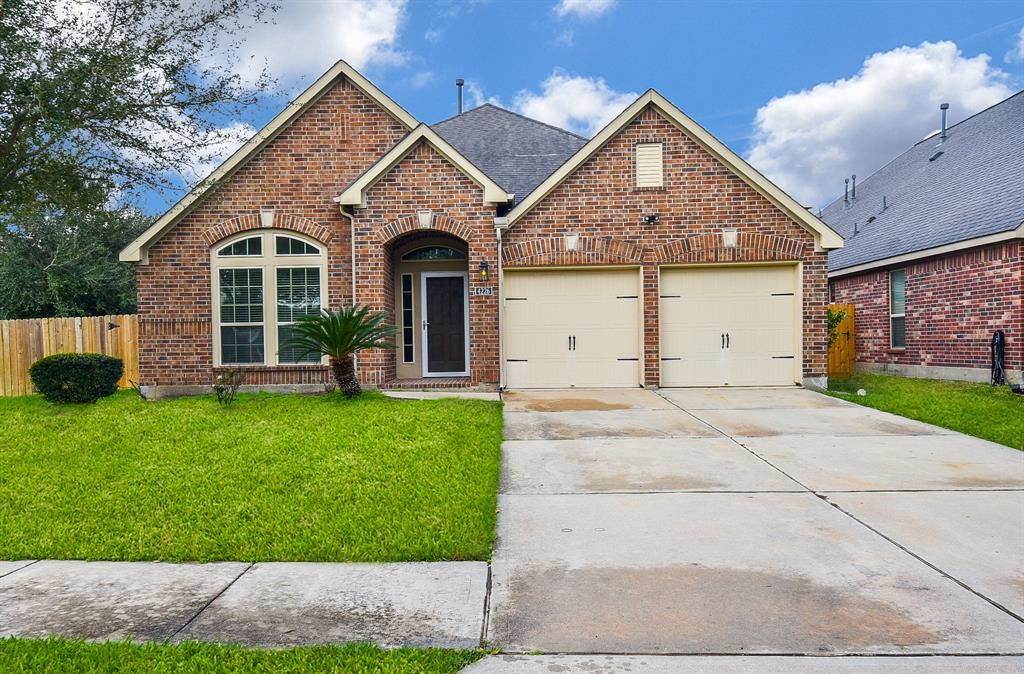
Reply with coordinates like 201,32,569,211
473,286,494,296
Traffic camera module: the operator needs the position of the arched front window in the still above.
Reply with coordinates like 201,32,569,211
211,232,327,366
401,246,466,261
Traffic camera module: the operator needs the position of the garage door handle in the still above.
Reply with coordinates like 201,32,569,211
571,335,576,351
721,333,725,349
726,333,730,348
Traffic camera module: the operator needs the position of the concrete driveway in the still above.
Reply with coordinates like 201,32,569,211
488,387,1024,658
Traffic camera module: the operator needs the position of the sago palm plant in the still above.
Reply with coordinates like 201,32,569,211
280,305,396,398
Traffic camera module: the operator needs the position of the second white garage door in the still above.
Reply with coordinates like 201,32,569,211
660,265,799,387
504,268,641,388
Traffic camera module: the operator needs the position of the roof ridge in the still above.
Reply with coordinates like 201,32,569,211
432,102,589,141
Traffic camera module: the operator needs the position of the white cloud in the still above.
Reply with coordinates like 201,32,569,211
512,70,636,135
554,0,616,19
464,80,502,109
746,41,1012,207
1006,26,1024,63
224,0,407,86
411,71,434,88
424,28,442,43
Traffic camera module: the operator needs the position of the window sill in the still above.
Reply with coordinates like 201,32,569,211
214,363,327,370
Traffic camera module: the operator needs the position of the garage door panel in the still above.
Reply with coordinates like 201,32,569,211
660,266,798,387
505,269,640,388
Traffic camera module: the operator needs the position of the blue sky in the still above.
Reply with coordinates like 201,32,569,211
144,0,1024,214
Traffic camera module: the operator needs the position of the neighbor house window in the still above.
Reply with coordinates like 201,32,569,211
212,232,327,366
890,269,906,348
401,274,414,363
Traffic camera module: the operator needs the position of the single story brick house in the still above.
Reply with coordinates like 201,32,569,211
120,60,843,396
825,92,1023,384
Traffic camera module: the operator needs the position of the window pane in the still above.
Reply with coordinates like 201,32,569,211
278,324,319,364
277,267,321,323
890,270,905,315
401,274,414,363
221,326,264,364
218,237,262,256
219,268,263,323
276,236,320,256
891,316,906,348
401,246,466,261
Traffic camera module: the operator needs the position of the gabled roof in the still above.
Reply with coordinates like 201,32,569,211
823,91,1024,276
334,124,514,206
432,104,588,204
120,60,417,263
504,89,844,250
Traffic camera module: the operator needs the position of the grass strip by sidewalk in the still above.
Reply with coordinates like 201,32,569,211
0,391,502,562
827,373,1023,450
0,638,484,674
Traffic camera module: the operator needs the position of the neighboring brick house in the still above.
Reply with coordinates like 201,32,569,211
120,60,843,396
824,92,1023,384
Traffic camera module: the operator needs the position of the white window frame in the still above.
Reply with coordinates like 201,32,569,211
889,269,906,349
211,231,328,367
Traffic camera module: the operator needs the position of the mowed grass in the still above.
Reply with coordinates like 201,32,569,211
0,391,502,562
828,373,1024,450
0,638,484,674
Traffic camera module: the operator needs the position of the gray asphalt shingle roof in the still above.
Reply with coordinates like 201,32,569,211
822,90,1024,273
432,104,588,203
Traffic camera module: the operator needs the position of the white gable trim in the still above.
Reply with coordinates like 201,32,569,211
505,89,844,251
120,60,417,264
334,124,514,207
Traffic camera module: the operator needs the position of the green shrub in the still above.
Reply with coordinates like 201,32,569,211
29,353,123,403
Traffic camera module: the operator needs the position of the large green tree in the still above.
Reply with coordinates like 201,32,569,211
0,0,277,216
0,204,148,318
0,0,278,318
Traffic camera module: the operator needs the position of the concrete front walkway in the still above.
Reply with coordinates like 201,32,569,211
488,387,1024,666
0,560,487,648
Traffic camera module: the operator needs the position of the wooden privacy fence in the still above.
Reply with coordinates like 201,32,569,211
0,314,139,396
828,303,856,377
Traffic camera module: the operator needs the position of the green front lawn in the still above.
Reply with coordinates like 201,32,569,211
0,391,502,562
0,638,484,674
827,373,1023,450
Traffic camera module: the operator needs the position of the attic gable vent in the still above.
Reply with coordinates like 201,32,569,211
635,143,664,187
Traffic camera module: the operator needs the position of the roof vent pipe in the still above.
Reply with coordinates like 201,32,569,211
940,102,949,142
456,79,464,115
844,178,849,205
851,174,857,200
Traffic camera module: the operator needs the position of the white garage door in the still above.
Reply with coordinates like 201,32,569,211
504,269,641,388
660,265,799,387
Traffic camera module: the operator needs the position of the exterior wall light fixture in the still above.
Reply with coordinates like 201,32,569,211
480,260,489,278
642,214,660,226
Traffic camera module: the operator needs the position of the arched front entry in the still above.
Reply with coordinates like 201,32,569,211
391,233,470,379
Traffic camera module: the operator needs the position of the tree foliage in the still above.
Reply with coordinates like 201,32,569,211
0,204,148,318
0,0,276,219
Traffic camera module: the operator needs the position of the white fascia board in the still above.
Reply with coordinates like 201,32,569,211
506,90,844,250
334,125,513,207
828,224,1024,278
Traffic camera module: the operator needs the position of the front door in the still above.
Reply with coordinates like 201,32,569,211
422,272,468,376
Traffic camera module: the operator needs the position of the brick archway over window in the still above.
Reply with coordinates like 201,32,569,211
503,236,644,267
374,214,476,245
201,213,333,247
653,232,805,264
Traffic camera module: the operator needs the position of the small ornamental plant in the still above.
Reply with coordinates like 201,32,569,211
29,353,123,403
212,368,246,407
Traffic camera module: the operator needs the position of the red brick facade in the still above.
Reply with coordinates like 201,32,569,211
504,108,829,384
134,76,831,391
830,241,1023,380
